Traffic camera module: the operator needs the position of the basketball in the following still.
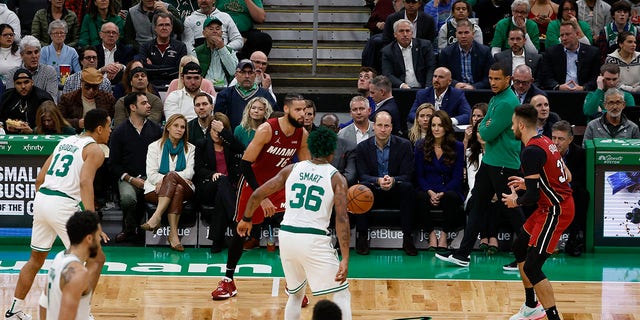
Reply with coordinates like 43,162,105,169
347,184,374,214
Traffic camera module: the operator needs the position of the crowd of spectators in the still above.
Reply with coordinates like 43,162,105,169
0,0,639,257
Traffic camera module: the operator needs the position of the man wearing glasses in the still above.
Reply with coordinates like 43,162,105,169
509,64,544,105
583,87,639,146
214,59,278,130
96,22,135,83
59,67,115,133
62,46,113,94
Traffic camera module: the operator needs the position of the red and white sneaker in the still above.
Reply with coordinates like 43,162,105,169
301,295,309,308
211,278,237,300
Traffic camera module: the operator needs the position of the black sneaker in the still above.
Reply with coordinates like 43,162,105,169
503,260,519,271
435,252,470,267
356,235,370,255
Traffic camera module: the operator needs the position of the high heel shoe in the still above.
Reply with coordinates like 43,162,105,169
140,222,160,233
169,238,184,252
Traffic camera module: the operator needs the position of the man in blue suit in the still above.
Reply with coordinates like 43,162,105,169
381,19,436,89
438,19,493,90
355,111,416,256
407,67,471,126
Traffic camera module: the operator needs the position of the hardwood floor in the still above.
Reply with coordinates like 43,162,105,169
2,274,638,319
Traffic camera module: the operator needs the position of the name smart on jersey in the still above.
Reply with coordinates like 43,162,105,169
298,172,324,183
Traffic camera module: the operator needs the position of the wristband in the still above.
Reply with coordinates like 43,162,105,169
241,216,252,222
128,176,133,183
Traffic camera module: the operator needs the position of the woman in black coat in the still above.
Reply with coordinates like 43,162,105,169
194,112,245,252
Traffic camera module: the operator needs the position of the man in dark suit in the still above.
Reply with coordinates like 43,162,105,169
355,111,416,256
493,28,542,77
368,75,403,136
381,19,436,89
438,20,493,90
539,21,600,91
362,0,436,71
407,67,471,125
552,120,588,257
511,64,545,104
95,22,136,84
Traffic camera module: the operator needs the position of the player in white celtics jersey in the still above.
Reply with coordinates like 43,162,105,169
6,109,112,320
43,211,102,320
238,127,352,320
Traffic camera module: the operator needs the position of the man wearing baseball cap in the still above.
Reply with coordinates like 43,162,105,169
59,67,116,133
195,16,239,89
0,68,54,133
182,0,244,54
214,59,278,129
165,61,212,123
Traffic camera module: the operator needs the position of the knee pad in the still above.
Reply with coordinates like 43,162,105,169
522,249,549,285
512,231,530,262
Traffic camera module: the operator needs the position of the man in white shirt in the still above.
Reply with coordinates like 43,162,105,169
338,95,374,145
165,62,211,121
182,0,243,54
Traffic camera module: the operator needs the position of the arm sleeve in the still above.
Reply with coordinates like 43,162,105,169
241,159,260,190
516,146,546,206
516,178,541,206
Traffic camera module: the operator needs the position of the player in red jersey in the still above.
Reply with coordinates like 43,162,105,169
211,93,310,300
502,104,574,320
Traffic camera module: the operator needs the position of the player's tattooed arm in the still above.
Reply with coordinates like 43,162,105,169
61,264,77,286
332,173,350,282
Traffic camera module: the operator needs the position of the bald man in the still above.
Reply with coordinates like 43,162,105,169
407,67,471,126
229,51,276,101
530,94,560,138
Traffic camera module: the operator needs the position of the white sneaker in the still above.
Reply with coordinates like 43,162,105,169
4,310,32,320
509,302,546,320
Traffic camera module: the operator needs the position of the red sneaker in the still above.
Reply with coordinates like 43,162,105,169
301,295,309,308
211,278,237,300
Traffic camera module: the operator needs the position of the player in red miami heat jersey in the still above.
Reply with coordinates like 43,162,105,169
211,93,310,301
502,105,574,320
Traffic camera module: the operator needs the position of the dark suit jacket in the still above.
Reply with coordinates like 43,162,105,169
381,38,435,88
355,135,415,191
370,97,403,136
511,83,546,104
331,137,358,186
382,10,436,45
438,41,493,89
95,42,136,84
539,43,600,91
194,128,245,188
407,86,471,124
58,90,116,133
493,49,542,77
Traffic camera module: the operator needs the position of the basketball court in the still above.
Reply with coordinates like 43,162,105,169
1,244,639,319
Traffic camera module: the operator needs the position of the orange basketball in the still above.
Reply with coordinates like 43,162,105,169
347,184,374,214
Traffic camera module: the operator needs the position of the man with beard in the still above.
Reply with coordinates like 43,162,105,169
437,62,524,267
501,104,574,320
583,87,640,146
5,109,111,320
112,67,163,127
165,62,210,122
211,93,310,301
0,69,54,134
188,92,215,144
493,29,542,77
40,210,103,319
215,59,278,129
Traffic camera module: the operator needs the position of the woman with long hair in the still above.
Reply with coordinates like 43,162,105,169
233,96,273,147
415,110,465,251
166,55,216,100
112,60,160,99
34,101,76,135
0,24,21,85
195,112,245,252
463,103,487,150
408,103,435,145
141,114,196,252
605,31,640,93
78,0,124,47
